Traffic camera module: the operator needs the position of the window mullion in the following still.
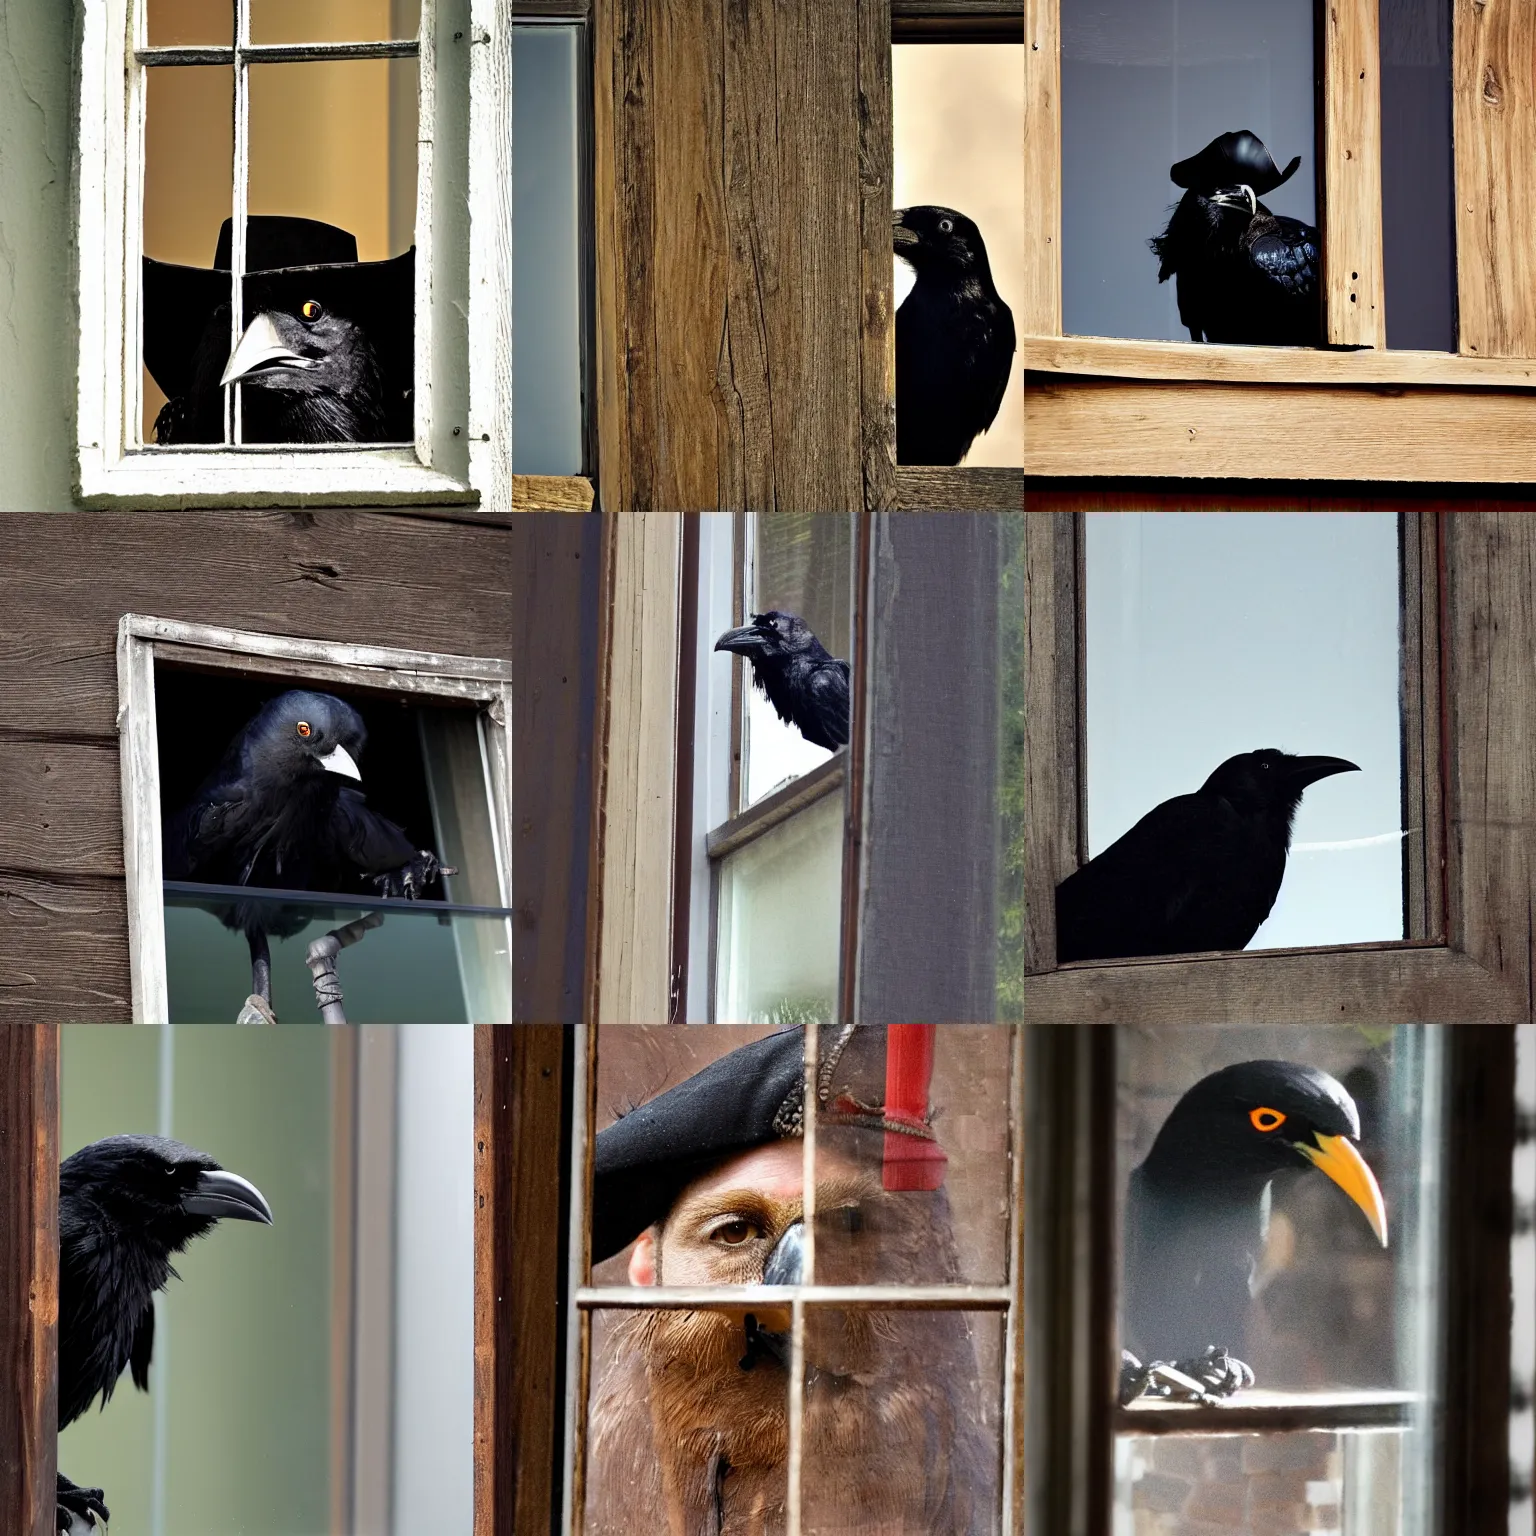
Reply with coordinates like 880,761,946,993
230,0,251,446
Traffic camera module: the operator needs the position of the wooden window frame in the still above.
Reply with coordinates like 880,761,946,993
115,613,514,1023
1020,502,1525,1536
73,0,520,508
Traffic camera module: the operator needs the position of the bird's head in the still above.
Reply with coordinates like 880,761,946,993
714,610,822,663
219,300,384,412
1145,1060,1387,1245
245,689,368,784
59,1134,273,1252
1200,747,1358,824
893,205,994,281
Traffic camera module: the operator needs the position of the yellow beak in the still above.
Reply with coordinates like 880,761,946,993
1297,1132,1388,1246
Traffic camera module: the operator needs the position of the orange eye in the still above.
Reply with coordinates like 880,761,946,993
300,300,324,321
296,721,312,738
1250,1106,1287,1133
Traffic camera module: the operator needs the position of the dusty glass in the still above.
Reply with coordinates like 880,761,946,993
146,0,235,46
250,0,421,44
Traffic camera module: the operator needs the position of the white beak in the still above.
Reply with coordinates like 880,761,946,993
317,743,361,780
219,311,317,387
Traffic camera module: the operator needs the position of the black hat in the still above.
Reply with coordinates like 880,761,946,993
591,1025,947,1264
1170,130,1302,196
143,216,414,407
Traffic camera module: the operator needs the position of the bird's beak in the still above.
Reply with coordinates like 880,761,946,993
182,1167,274,1225
219,311,318,387
892,215,920,251
317,743,362,781
1285,755,1361,790
714,624,767,656
1296,1132,1387,1246
739,1220,804,1370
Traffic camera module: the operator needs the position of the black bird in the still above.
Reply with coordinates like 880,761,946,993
893,205,1016,465
714,611,850,751
1149,130,1322,347
163,689,448,1008
1055,748,1358,963
1122,1060,1386,1402
57,1135,273,1532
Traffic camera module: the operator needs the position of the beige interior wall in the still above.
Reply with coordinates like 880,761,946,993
894,44,1025,468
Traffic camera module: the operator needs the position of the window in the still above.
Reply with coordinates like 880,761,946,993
76,0,506,505
117,614,513,1023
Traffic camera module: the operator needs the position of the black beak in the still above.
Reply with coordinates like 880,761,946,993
182,1167,274,1225
1285,755,1360,791
892,214,920,252
715,623,767,656
739,1221,804,1371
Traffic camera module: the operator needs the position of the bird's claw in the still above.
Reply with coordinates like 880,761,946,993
236,994,278,1025
56,1479,110,1531
372,850,454,900
1119,1345,1253,1406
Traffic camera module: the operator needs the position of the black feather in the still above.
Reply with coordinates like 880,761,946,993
714,611,850,752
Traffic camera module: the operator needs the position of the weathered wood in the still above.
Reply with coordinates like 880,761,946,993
1023,334,1536,389
1025,376,1536,480
896,466,1024,509
0,875,131,1021
1321,0,1387,347
512,475,597,511
1454,0,1536,357
0,1024,58,1536
1400,513,1445,943
0,741,123,878
1021,0,1061,336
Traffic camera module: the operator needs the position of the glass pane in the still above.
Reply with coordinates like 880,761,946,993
58,1023,473,1536
513,24,584,476
250,0,421,44
1061,0,1317,344
892,44,1023,467
1075,512,1405,959
142,65,234,444
717,790,842,1024
147,0,234,46
1380,0,1455,351
1117,1026,1443,1405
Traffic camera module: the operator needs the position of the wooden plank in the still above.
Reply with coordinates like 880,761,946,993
1023,334,1536,389
1021,0,1061,335
1119,1390,1417,1436
1454,0,1536,357
1399,513,1446,944
512,475,596,511
0,875,131,1022
0,1025,58,1536
1321,0,1387,347
859,0,899,514
896,466,1024,509
1024,376,1536,480
0,741,123,878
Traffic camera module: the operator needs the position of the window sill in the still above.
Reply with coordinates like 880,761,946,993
511,474,596,510
76,445,477,509
1117,1388,1420,1436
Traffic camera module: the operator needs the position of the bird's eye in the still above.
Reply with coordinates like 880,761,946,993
300,300,324,322
296,721,312,738
709,1218,759,1246
1250,1106,1287,1132
938,217,954,233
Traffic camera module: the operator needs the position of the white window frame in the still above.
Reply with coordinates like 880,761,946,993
115,613,514,1022
76,0,512,508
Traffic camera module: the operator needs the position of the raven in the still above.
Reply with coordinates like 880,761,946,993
1149,130,1322,347
162,689,448,1011
893,205,1017,465
1055,748,1358,963
714,610,850,752
57,1135,273,1532
1121,1060,1386,1403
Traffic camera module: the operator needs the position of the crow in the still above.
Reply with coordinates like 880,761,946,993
714,611,850,752
893,205,1016,465
1150,130,1322,347
1121,1060,1386,1403
1054,748,1358,963
57,1135,273,1533
162,689,448,1011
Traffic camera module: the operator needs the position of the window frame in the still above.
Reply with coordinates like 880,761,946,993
115,612,514,1023
73,0,515,507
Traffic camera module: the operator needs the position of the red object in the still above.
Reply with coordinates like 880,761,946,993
882,1023,949,1191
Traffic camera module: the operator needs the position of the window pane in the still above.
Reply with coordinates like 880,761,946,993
512,25,584,476
1077,512,1406,959
892,44,1023,467
250,0,421,45
1061,0,1317,344
717,790,842,1024
147,0,234,46
58,1024,473,1536
1380,0,1455,351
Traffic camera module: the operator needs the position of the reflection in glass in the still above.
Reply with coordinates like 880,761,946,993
147,0,234,46
716,789,842,1024
512,25,584,476
250,0,421,44
1084,512,1405,952
1061,0,1315,342
58,1023,473,1536
893,45,1023,467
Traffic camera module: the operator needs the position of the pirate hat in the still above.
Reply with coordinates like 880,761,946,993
592,1024,947,1263
1170,130,1302,196
143,215,414,407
